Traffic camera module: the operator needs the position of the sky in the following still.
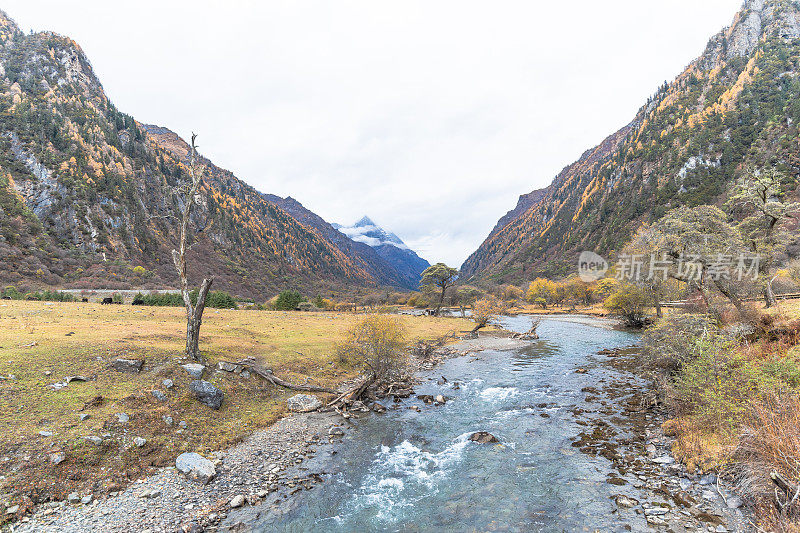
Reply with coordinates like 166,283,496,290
4,0,744,266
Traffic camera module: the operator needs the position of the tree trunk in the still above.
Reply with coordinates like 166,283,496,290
185,277,213,360
713,278,744,314
655,300,663,319
764,281,777,309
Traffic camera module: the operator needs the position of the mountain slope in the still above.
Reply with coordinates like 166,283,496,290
463,0,800,283
335,217,430,288
0,11,377,299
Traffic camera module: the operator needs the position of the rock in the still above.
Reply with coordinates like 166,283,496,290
229,495,245,508
727,495,743,509
49,452,65,465
176,452,216,484
575,368,588,374
256,490,269,498
67,492,81,504
136,488,161,499
434,395,447,404
240,370,251,379
217,361,242,373
699,473,717,485
370,402,387,413
79,413,91,421
652,456,674,465
679,478,692,491
162,379,174,389
645,444,657,458
615,495,639,508
38,430,54,437
84,436,103,445
80,495,92,505
116,413,130,424
5,505,19,514
110,358,144,373
133,437,147,448
469,431,498,444
286,394,322,413
179,420,188,429
190,380,224,410
702,490,717,500
329,427,345,436
644,506,668,516
181,363,205,379
151,390,167,402
64,375,88,383
162,415,174,426
437,376,448,385
715,526,728,533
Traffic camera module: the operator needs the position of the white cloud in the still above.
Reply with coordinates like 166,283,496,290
3,0,744,266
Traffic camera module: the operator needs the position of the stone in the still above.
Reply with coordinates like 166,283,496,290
468,431,498,444
110,358,144,373
240,370,251,379
179,420,188,429
181,363,205,379
151,390,167,402
5,505,19,514
679,478,692,491
286,394,322,413
38,430,54,437
434,395,446,404
229,495,245,508
370,402,387,413
176,452,216,484
217,361,241,373
615,495,639,508
162,415,174,426
67,492,81,504
79,414,91,421
575,368,588,374
329,427,345,436
702,490,717,500
699,474,717,485
116,413,130,424
64,375,88,383
644,506,668,516
84,436,103,445
49,452,65,465
136,488,161,499
80,495,92,505
652,456,674,465
162,379,174,389
726,495,743,509
190,380,224,410
133,437,147,448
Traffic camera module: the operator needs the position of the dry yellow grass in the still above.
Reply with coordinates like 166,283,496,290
0,300,470,507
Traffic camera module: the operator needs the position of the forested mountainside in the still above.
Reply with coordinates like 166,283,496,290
0,10,420,299
334,217,430,289
463,0,800,283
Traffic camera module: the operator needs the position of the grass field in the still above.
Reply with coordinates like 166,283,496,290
0,300,471,510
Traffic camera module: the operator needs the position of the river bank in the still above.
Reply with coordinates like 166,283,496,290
10,316,751,532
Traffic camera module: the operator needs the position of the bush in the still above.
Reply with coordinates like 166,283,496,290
641,313,719,373
130,290,237,309
297,301,321,312
205,291,237,309
603,283,650,327
336,315,408,384
274,290,304,311
471,297,505,331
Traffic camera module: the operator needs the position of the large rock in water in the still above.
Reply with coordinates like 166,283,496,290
469,431,499,444
286,394,322,412
190,380,223,410
175,452,216,484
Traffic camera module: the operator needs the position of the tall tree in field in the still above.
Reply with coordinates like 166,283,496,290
726,168,800,307
420,263,459,316
173,133,214,361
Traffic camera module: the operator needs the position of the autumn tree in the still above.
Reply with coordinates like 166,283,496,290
420,263,459,316
629,205,748,314
725,168,800,307
526,278,556,308
471,296,505,333
173,133,214,361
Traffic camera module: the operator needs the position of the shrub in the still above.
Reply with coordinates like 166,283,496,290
641,313,719,373
297,301,320,312
603,283,650,327
471,297,505,332
132,266,146,276
205,291,237,309
336,315,408,384
274,290,304,311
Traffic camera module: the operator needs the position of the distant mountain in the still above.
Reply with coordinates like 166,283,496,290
335,217,430,289
0,10,407,299
463,0,800,283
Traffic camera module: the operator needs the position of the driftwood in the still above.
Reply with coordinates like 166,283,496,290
220,358,335,393
771,471,800,515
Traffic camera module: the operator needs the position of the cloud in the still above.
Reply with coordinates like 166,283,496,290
4,0,743,266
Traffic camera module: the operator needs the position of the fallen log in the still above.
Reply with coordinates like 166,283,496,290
771,471,800,514
221,358,335,393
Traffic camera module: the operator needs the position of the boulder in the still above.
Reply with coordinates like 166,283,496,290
190,380,224,410
162,378,174,389
110,358,144,373
133,437,146,448
286,394,322,413
176,452,217,484
229,494,245,508
151,390,167,402
182,363,206,379
217,361,242,373
469,431,498,444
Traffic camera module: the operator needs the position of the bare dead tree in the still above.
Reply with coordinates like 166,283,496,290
173,133,214,361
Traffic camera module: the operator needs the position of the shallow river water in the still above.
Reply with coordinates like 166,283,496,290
259,316,657,532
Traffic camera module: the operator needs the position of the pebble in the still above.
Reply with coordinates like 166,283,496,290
84,436,102,445
162,379,174,389
116,413,130,424
79,414,91,421
67,492,80,504
229,495,245,508
162,416,173,427
151,390,167,402
6,505,19,514
134,437,147,448
38,430,54,437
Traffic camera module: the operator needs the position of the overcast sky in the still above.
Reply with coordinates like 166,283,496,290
5,0,743,266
